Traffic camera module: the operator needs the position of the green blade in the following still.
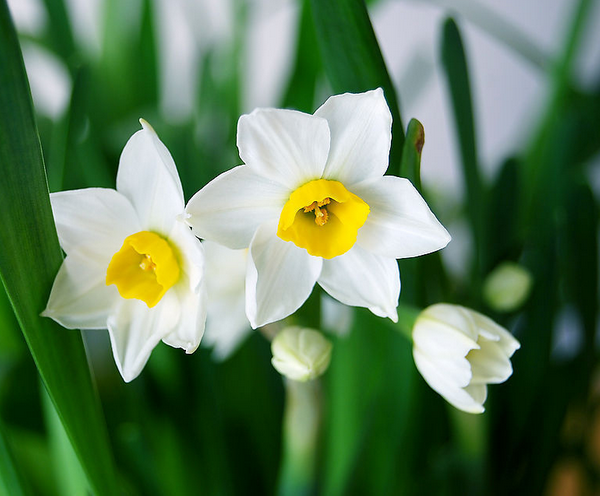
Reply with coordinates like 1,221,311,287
0,3,118,495
281,0,321,113
41,385,89,496
0,419,29,496
440,17,484,285
310,0,405,175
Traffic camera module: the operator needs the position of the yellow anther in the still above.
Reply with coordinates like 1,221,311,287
303,201,317,213
139,254,156,272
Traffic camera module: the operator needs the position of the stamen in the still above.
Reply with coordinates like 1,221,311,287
315,207,328,226
139,254,156,272
303,197,331,226
303,201,317,213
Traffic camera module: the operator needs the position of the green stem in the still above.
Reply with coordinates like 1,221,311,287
447,406,487,492
395,304,421,342
278,379,322,496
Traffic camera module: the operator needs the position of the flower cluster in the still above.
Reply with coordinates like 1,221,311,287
43,90,519,405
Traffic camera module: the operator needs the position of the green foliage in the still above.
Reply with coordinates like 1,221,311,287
0,1,118,494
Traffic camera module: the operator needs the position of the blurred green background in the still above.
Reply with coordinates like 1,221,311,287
1,0,599,494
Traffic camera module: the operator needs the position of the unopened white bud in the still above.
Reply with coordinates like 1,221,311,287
271,326,332,382
483,262,532,312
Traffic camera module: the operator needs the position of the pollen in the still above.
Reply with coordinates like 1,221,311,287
106,231,180,307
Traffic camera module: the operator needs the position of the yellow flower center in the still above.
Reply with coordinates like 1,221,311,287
106,231,180,308
277,179,370,259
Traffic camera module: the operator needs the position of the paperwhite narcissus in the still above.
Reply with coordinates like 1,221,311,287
412,304,520,413
271,327,332,382
186,89,451,328
43,120,207,382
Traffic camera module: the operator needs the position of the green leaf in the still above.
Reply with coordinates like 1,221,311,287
39,0,77,71
483,158,521,273
440,18,485,284
0,3,118,495
321,309,415,496
310,0,405,174
281,0,322,113
0,420,29,496
41,385,89,496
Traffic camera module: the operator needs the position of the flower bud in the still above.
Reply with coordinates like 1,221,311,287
483,262,532,312
271,326,332,382
412,304,520,413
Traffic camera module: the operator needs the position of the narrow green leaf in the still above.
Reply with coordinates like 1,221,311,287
39,0,77,70
321,309,414,496
483,158,521,273
281,0,321,113
0,3,118,495
0,420,29,496
41,386,89,496
522,0,594,226
310,0,405,174
440,17,485,288
563,180,598,343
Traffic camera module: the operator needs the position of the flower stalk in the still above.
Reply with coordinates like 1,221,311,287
278,379,322,496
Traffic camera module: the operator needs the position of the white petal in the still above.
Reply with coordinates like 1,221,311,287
413,349,485,414
237,108,330,190
162,284,206,354
246,221,322,328
468,336,514,385
186,165,287,249
204,292,251,360
42,250,119,329
420,304,480,342
116,120,185,234
471,311,521,357
352,176,451,259
162,223,207,353
412,315,480,359
107,292,181,382
50,188,140,260
202,241,251,360
318,245,399,321
315,89,392,185
167,220,205,293
463,383,488,410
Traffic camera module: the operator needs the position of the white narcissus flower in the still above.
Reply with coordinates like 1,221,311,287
412,303,521,413
271,326,332,382
43,120,207,382
186,89,451,328
202,240,251,360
